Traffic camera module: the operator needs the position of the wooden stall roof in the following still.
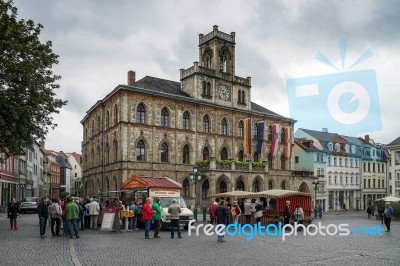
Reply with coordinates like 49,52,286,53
246,189,311,198
120,175,182,190
208,191,254,198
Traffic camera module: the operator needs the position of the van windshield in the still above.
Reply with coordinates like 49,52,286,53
160,197,187,209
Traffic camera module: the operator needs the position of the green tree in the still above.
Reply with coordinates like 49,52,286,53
0,0,66,160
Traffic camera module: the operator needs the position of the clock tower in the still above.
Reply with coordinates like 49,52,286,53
180,25,251,110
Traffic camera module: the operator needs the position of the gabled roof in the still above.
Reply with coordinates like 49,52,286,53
120,175,182,190
299,128,348,143
387,136,400,147
294,138,319,151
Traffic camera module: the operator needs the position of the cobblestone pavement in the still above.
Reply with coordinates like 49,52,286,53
0,212,399,266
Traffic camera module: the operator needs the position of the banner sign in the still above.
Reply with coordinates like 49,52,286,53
149,188,181,197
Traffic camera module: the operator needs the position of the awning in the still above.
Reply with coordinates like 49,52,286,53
120,175,182,190
246,189,311,198
208,191,253,198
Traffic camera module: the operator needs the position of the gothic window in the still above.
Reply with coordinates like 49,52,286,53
161,107,169,127
97,116,101,132
113,141,118,162
183,179,190,197
203,48,213,69
221,117,228,135
85,128,88,142
206,56,212,69
202,147,210,161
268,153,273,169
183,111,190,130
202,81,206,96
253,180,260,192
203,115,210,132
235,121,243,138
280,127,285,144
91,119,95,136
281,154,286,170
241,90,245,103
219,181,227,193
114,104,118,125
281,181,286,190
253,123,258,139
106,110,110,129
253,152,259,162
267,125,272,141
220,147,228,160
136,103,145,124
236,180,245,191
136,140,145,161
238,150,244,162
238,90,242,103
183,145,190,164
161,143,168,163
206,82,211,96
202,179,209,199
220,53,227,72
268,180,273,190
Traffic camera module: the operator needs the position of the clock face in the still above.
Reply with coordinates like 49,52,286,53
219,86,230,100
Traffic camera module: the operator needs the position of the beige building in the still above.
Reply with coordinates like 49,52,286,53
81,26,311,208
387,136,400,197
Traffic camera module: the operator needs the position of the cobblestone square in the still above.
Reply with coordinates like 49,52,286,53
0,212,399,266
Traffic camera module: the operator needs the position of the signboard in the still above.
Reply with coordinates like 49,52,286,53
100,213,115,231
149,188,181,197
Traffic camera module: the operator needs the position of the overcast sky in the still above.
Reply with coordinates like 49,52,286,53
13,0,400,153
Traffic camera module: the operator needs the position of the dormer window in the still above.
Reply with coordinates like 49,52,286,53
328,142,333,151
335,143,340,152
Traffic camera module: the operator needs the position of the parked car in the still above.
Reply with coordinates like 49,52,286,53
19,197,38,213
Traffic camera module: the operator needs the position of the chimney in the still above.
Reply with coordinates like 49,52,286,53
365,134,370,144
322,128,328,133
127,70,136,85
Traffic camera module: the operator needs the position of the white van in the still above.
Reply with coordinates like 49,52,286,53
158,196,193,230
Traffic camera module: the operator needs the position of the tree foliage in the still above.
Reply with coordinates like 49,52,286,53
0,0,67,160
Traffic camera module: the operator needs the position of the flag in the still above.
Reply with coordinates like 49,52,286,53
284,127,291,158
270,124,279,157
243,118,251,155
256,122,264,154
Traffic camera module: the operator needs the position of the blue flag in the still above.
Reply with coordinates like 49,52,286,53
256,122,264,154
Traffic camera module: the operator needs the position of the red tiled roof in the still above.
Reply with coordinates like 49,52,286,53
120,175,181,190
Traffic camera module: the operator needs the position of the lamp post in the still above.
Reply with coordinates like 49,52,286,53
312,176,320,218
189,165,201,221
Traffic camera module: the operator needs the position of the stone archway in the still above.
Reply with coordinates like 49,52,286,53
298,181,311,193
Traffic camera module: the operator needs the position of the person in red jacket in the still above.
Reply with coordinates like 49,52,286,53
142,197,153,239
208,202,218,224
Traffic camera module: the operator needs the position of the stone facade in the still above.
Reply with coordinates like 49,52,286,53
81,26,307,208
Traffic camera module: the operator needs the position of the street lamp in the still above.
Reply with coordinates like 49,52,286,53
189,165,201,221
312,176,320,218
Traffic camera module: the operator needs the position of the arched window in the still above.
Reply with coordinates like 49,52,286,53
268,180,273,190
237,121,243,137
241,90,245,103
114,104,118,125
161,143,168,163
183,145,190,164
253,180,260,192
105,177,109,192
219,181,227,193
97,116,101,132
113,141,118,162
220,147,228,160
253,123,258,139
281,181,286,190
206,56,212,69
238,90,242,103
202,179,209,199
161,107,169,127
203,48,213,69
183,179,189,197
253,152,259,162
106,110,110,129
183,111,190,130
281,154,286,170
268,153,273,169
267,125,272,141
206,82,211,96
280,127,285,144
136,140,145,161
236,180,245,191
221,118,228,135
136,103,145,124
202,81,206,96
105,142,109,164
238,150,244,162
91,120,95,136
203,115,210,132
202,147,210,161
220,51,227,72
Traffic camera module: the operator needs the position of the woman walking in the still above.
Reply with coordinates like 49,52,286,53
7,198,19,230
49,198,62,236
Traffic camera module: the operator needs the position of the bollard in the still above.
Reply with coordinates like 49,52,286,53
203,207,207,222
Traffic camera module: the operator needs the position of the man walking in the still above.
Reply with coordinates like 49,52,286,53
384,202,394,232
215,200,229,242
168,199,182,239
37,197,49,238
283,201,291,225
244,199,252,224
65,197,80,239
89,198,100,230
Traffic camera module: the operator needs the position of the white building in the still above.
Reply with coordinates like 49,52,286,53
66,153,82,196
32,142,45,198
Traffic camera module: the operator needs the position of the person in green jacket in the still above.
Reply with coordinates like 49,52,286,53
65,197,80,239
152,198,162,238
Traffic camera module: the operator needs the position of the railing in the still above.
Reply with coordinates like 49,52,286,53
216,163,231,171
181,66,195,79
221,72,232,80
236,165,249,171
200,30,234,44
234,76,250,86
198,165,210,172
199,66,215,76
252,166,264,172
